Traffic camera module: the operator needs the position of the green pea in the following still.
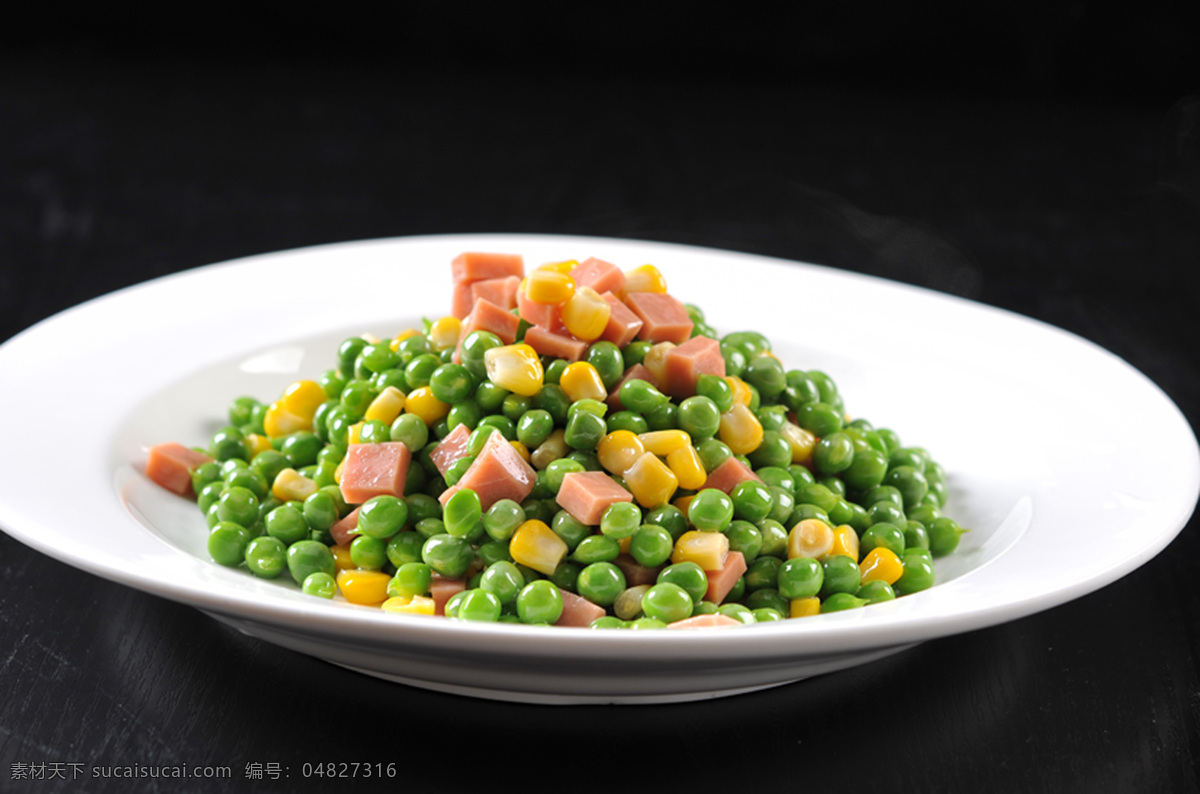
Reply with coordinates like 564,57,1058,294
442,488,483,538
459,330,503,380
421,533,474,578
350,534,388,570
551,510,592,551
429,362,475,405
287,540,336,585
215,486,259,528
564,410,606,451
473,380,509,413
696,438,733,472
543,358,568,385
724,520,762,564
861,521,906,557
572,534,620,564
386,530,425,567
677,395,721,440
590,616,626,629
478,561,524,604
749,431,793,471
545,457,586,493
446,399,482,432
856,580,896,605
208,521,251,567
263,503,307,545
744,588,788,616
606,410,649,434
812,431,855,476
928,516,967,557
777,556,824,599
576,562,626,607
387,413,427,453
598,501,641,540
516,580,564,624
688,488,734,532
387,561,433,598
820,592,867,612
695,373,734,414
641,582,694,623
658,561,708,603
302,489,340,532
742,355,786,401
644,402,677,431
885,465,929,509
757,519,789,558
795,401,843,437
453,589,502,622
338,380,377,422
320,368,348,399
867,500,907,528
302,571,337,599
515,409,554,448
795,482,840,513
819,555,862,598
209,426,248,462
622,340,652,368
472,498,519,541
628,524,674,567
223,465,268,501
549,560,582,593
903,520,931,550
752,606,785,623
718,602,756,625
533,383,571,425
585,341,625,389
619,379,667,415
744,555,782,591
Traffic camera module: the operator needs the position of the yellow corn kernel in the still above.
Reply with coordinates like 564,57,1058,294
559,361,607,403
725,376,754,407
624,451,679,508
262,400,309,438
639,429,691,456
404,386,450,425
336,569,392,606
597,430,645,475
789,597,822,618
623,264,668,294
334,457,344,485
484,343,544,397
524,269,576,304
360,332,382,344
509,519,569,576
243,433,273,459
828,524,860,561
718,403,764,456
536,259,579,275
531,428,569,470
666,444,707,490
641,342,676,386
381,594,436,616
672,493,694,515
364,385,406,424
788,518,835,559
510,439,531,463
427,316,462,351
390,328,422,351
281,379,327,421
347,421,364,446
780,421,817,465
271,467,318,502
859,547,904,585
330,543,355,571
671,529,730,570
560,286,610,341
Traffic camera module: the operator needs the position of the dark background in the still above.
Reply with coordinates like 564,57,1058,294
2,4,1199,792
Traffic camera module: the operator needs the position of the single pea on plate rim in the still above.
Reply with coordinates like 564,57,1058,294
0,233,1195,704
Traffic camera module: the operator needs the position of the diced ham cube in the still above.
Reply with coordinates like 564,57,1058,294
523,325,589,362
453,297,522,363
330,505,362,546
605,363,658,410
555,589,608,627
704,550,747,605
598,291,644,348
451,275,522,318
438,429,537,511
555,470,634,525
664,613,743,629
144,442,214,496
517,289,564,329
569,257,626,295
624,291,694,344
428,422,473,478
430,575,467,616
661,335,726,398
451,252,525,284
339,442,412,505
614,553,660,586
701,456,761,493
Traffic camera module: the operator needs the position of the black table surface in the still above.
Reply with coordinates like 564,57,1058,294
3,10,1199,793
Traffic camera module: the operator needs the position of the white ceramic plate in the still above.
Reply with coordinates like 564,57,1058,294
1,234,1196,704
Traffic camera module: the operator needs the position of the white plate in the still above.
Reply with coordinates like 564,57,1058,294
1,234,1197,704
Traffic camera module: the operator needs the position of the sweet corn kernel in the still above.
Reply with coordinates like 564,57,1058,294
427,316,462,351
281,379,327,421
404,386,450,425
536,259,579,275
672,493,694,515
347,421,364,446
263,400,309,438
671,529,730,570
780,421,817,465
788,518,835,559
337,569,392,606
597,430,645,475
624,451,678,508
524,269,576,303
725,376,754,407
623,264,668,294
718,403,764,456
390,328,422,351
666,444,707,490
531,428,569,470
243,433,273,458
561,286,611,341
510,439,531,463
559,361,608,403
640,429,691,456
641,342,676,386
330,544,355,571
789,597,822,618
271,467,318,502
509,519,569,576
381,594,437,616
484,344,545,397
859,546,904,585
828,524,860,561
364,385,406,424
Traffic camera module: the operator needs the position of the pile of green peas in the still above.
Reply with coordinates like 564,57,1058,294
188,300,967,627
